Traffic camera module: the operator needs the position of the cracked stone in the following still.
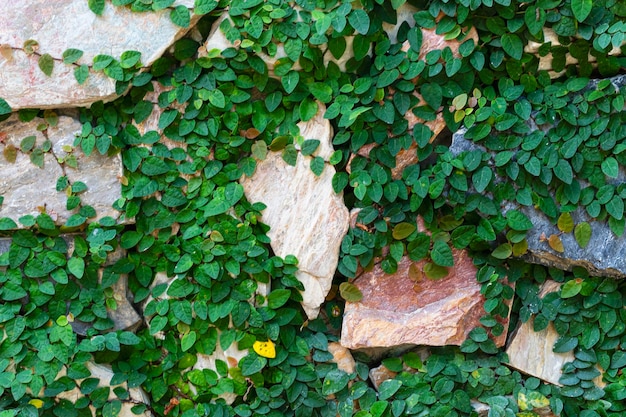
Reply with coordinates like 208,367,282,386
240,104,350,319
0,113,123,226
0,0,198,109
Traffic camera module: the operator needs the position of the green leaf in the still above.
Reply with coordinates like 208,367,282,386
120,50,141,68
472,166,492,193
606,196,624,220
574,222,591,248
348,9,370,35
506,210,533,231
0,98,11,116
420,83,442,110
557,213,574,233
68,257,85,279
322,369,350,395
181,331,197,352
491,243,512,259
74,64,89,84
194,0,218,14
501,33,523,60
431,241,454,267
378,380,402,400
301,140,320,156
62,48,84,64
170,5,191,27
240,353,267,376
38,54,54,77
0,218,18,230
282,71,300,94
392,222,416,240
554,159,573,184
310,156,324,176
571,0,592,22
208,89,226,108
103,400,122,417
339,282,363,302
601,157,619,178
268,289,291,309
88,0,105,15
561,279,581,298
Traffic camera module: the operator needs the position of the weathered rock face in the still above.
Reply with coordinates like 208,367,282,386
341,251,511,349
241,105,350,319
0,0,198,109
0,113,123,225
450,112,626,279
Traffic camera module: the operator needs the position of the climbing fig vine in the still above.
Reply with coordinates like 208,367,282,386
0,0,626,416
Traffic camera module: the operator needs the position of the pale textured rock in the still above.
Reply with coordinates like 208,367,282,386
57,361,152,416
506,281,604,388
341,250,511,349
0,113,123,225
0,0,198,109
241,105,350,319
369,364,397,391
327,342,356,375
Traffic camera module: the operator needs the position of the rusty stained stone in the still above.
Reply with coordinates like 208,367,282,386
341,251,511,349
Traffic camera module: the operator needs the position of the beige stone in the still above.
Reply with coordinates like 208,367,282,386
328,342,356,375
0,0,198,109
506,280,604,388
0,113,123,225
369,364,398,391
241,105,349,319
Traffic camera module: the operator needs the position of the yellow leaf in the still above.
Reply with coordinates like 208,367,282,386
253,340,276,359
29,399,44,409
548,234,564,252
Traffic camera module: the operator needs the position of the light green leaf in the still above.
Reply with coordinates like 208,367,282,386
88,0,105,15
38,54,54,77
574,222,591,249
62,48,84,64
339,282,362,302
170,5,191,27
571,0,592,22
348,9,370,35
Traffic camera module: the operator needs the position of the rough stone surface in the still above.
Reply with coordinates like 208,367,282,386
57,361,152,416
341,250,511,349
240,105,350,319
507,318,573,385
0,0,197,109
506,280,604,388
327,342,356,375
0,113,123,225
450,118,626,279
369,364,398,391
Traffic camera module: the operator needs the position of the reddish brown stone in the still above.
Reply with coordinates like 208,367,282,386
341,251,511,349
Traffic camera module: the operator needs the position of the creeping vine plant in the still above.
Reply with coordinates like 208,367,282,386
1,0,626,416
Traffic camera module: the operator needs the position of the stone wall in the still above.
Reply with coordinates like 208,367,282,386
1,2,625,417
